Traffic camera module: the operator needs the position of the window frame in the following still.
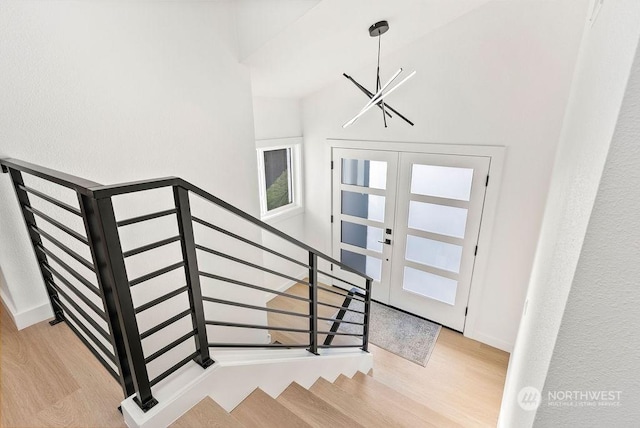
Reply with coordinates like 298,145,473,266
256,137,304,221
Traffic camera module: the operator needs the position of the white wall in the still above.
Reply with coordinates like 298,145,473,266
536,35,640,426
253,97,303,141
499,1,640,426
252,97,308,296
301,0,588,351
0,0,266,353
235,0,320,61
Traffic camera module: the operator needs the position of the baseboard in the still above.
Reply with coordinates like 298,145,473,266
0,289,52,330
272,269,308,294
465,330,514,353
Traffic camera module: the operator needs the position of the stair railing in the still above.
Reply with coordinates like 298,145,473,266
0,158,372,412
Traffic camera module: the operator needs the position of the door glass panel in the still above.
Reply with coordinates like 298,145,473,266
411,164,474,201
405,235,463,273
341,221,383,253
341,191,385,222
403,266,457,305
342,159,387,189
340,249,382,281
408,201,467,238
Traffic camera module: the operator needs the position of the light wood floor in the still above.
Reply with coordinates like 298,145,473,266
1,283,508,427
267,284,510,427
0,304,124,427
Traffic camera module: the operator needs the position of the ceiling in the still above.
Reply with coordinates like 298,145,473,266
239,0,493,98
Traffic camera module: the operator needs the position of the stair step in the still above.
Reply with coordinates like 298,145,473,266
277,382,364,428
232,388,311,427
335,373,462,428
170,397,244,428
309,377,399,428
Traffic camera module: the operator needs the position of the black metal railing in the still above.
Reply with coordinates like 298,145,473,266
0,158,372,412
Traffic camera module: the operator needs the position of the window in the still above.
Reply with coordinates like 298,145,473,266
257,138,303,220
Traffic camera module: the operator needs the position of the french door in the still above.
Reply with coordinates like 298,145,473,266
332,148,490,331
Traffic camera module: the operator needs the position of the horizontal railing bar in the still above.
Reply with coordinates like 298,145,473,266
317,330,363,337
135,285,190,314
195,245,311,287
90,177,178,199
140,309,192,340
202,296,311,319
25,205,89,245
129,261,185,287
18,184,82,216
317,344,364,349
42,263,107,320
31,225,94,271
182,180,372,281
117,208,178,227
48,280,110,342
208,343,310,349
317,301,366,315
192,216,309,269
317,316,365,326
60,303,120,381
123,235,181,258
198,272,312,303
316,284,366,303
0,158,101,194
205,321,310,334
317,270,363,291
57,298,116,363
88,174,371,281
37,244,100,296
144,331,196,364
149,351,199,388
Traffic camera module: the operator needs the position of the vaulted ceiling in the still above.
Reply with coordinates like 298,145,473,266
236,0,492,98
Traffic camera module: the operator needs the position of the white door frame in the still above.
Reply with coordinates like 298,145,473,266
329,139,506,343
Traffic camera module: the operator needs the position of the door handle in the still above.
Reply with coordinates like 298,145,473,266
378,239,391,245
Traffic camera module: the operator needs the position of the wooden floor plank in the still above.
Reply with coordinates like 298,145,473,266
231,388,311,428
276,382,363,428
0,305,124,428
170,397,243,428
309,377,399,428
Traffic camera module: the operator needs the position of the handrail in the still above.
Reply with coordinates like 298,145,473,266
1,158,371,281
0,158,101,192
182,179,372,281
1,157,374,414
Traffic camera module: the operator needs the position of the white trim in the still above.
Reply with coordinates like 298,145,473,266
273,269,308,294
328,139,507,348
469,331,514,353
256,138,304,221
121,348,373,428
1,289,53,330
263,269,308,304
329,139,504,157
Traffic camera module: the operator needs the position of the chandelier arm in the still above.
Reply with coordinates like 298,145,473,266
345,68,403,127
343,74,393,119
343,70,415,128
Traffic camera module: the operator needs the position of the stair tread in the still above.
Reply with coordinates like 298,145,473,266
335,373,462,428
170,397,244,428
232,388,311,428
277,382,364,428
309,377,400,428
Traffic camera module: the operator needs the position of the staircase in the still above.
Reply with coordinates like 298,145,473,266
0,158,375,428
172,371,461,427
